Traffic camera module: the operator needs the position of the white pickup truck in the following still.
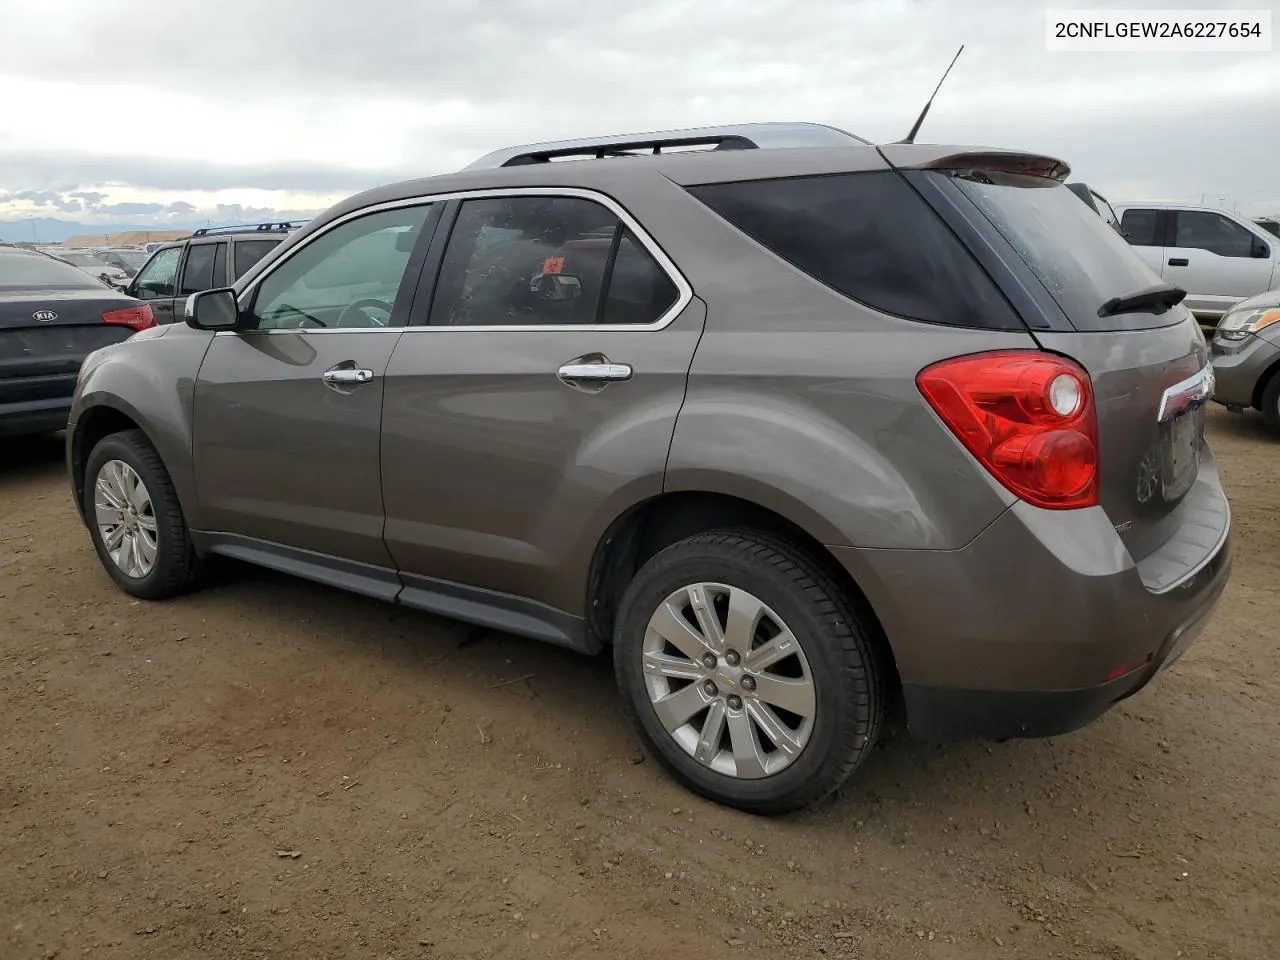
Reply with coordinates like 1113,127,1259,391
1112,202,1280,330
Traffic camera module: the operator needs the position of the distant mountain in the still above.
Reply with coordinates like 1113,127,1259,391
0,215,311,244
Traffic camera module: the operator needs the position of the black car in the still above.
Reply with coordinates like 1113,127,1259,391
1,246,155,438
122,222,302,324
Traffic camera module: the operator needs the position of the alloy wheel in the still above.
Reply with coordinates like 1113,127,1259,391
94,459,158,579
641,582,816,779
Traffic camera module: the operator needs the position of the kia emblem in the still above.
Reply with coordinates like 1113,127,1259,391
33,309,58,322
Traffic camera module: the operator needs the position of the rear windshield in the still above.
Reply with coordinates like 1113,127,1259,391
941,171,1175,331
0,251,101,288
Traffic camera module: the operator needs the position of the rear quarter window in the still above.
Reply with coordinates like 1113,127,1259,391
687,171,1023,330
233,239,281,278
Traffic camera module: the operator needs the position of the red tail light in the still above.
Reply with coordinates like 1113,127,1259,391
102,304,156,332
917,350,1099,509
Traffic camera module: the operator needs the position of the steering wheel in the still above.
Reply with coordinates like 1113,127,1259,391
337,298,394,328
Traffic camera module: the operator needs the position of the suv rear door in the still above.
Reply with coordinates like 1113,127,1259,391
191,203,439,586
378,190,703,635
176,240,228,305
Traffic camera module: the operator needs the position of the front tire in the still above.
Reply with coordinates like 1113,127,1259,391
1260,371,1280,437
83,429,201,600
613,530,886,815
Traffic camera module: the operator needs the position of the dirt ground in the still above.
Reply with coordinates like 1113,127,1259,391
2,405,1278,960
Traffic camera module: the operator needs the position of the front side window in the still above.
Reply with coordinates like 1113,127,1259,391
1174,212,1259,258
428,195,678,327
132,247,182,299
248,205,431,330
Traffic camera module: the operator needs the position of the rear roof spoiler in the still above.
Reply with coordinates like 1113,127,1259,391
877,145,1070,181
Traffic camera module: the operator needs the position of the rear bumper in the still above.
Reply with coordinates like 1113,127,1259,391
829,456,1232,742
899,542,1228,740
0,398,72,438
1210,333,1280,408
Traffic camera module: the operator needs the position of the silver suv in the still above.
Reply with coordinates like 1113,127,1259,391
67,123,1231,814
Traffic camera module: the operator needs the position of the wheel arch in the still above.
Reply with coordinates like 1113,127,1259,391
1250,354,1280,411
70,400,191,528
584,488,900,691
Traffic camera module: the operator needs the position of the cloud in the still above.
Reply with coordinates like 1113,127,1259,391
0,150,385,195
97,201,165,216
14,189,62,206
0,0,1277,217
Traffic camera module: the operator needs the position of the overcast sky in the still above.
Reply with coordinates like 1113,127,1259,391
1,0,1277,227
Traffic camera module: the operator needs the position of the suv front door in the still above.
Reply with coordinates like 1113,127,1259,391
127,245,183,324
378,192,703,640
191,203,440,593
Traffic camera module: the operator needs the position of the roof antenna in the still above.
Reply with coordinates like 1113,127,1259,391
898,44,965,144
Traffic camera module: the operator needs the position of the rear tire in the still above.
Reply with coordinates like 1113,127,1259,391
613,529,885,815
1260,372,1280,437
83,429,201,600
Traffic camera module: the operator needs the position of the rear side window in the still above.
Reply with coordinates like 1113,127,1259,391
179,243,219,295
234,239,280,277
947,172,1171,331
1120,208,1161,246
687,171,1021,330
429,195,679,327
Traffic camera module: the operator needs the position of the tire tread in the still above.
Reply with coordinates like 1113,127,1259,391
84,429,200,600
614,527,887,815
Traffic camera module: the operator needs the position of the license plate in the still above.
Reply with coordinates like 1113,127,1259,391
1163,405,1203,498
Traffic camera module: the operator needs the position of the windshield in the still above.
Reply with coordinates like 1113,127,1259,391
60,253,101,267
942,170,1177,331
0,251,102,288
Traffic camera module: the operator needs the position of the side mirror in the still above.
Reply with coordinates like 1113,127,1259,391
185,288,240,330
1252,239,1271,259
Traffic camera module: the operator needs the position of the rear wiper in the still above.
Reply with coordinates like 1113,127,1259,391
1097,282,1186,318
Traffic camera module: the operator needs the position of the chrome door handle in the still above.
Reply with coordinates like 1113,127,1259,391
322,367,374,385
557,362,632,383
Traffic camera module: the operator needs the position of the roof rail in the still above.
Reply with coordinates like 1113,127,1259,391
462,122,870,171
190,220,306,238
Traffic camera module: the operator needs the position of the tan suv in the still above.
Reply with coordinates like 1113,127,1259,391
67,123,1231,814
